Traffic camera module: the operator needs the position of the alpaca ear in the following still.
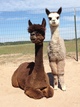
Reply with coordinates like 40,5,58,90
45,8,50,15
42,18,46,27
28,20,32,26
57,7,62,15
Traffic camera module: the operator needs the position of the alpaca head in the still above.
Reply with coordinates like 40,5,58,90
45,7,62,27
28,18,46,45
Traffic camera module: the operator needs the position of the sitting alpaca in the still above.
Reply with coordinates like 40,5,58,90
45,7,66,91
11,18,53,99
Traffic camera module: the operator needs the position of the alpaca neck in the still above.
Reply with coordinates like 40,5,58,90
34,43,44,71
50,25,60,40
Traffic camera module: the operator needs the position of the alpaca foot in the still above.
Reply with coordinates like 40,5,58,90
61,84,66,91
42,86,54,98
24,88,43,99
54,75,58,90
58,75,66,91
54,85,58,90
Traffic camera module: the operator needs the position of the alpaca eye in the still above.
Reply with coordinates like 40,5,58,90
57,17,59,19
49,17,52,20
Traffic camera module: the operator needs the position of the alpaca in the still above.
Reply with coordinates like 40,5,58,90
45,7,66,91
11,18,53,99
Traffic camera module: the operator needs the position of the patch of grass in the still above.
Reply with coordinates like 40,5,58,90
65,40,76,52
65,39,80,52
0,44,34,55
0,40,80,55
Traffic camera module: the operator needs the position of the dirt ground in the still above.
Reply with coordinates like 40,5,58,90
0,54,80,107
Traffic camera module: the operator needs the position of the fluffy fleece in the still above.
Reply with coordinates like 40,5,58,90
45,7,66,91
11,18,54,99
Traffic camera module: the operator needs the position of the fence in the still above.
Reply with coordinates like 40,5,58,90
0,7,80,60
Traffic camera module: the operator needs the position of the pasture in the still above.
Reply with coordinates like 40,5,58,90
0,40,80,58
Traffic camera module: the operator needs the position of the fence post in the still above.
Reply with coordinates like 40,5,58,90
74,8,78,61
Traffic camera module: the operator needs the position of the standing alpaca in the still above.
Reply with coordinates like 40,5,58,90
45,7,66,91
11,18,53,99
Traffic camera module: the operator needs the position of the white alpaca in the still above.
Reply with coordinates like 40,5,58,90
45,7,66,91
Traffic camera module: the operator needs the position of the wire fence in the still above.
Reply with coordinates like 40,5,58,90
0,7,80,60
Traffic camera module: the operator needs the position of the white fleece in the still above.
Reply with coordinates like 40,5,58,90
48,26,66,62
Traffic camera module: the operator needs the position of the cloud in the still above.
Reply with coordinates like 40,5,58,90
0,17,27,21
0,0,80,11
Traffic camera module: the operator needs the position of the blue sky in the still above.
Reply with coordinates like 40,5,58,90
0,0,80,11
0,0,80,42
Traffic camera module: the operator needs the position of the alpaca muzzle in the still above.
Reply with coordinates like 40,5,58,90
30,32,37,42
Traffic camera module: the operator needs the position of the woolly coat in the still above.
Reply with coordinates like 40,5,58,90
48,27,66,62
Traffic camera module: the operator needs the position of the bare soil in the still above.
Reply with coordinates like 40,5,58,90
0,54,80,107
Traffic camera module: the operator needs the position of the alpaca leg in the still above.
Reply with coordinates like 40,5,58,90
42,86,54,98
24,88,43,99
58,74,66,91
54,75,58,90
49,62,58,90
57,60,66,91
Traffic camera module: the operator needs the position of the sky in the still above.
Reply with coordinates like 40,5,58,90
0,0,80,11
0,0,80,42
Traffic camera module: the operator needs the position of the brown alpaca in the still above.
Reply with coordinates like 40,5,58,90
11,18,54,99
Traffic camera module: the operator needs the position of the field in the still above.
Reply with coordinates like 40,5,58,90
0,40,80,55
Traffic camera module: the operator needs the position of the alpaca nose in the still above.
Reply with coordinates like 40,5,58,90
30,32,37,41
30,35,36,39
30,35,36,40
31,32,36,36
30,32,36,39
52,20,55,22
